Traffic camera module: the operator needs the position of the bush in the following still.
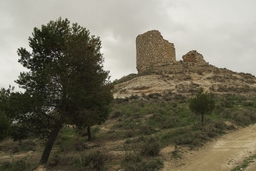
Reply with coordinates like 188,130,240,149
189,88,215,124
242,101,254,107
249,112,256,122
0,159,30,171
140,137,160,156
171,146,183,159
123,151,142,163
0,111,10,140
139,125,156,135
140,159,163,171
233,112,251,126
121,151,163,171
110,110,122,118
212,120,227,130
19,140,36,151
174,132,204,147
125,130,134,138
72,150,107,171
220,108,234,119
11,144,20,153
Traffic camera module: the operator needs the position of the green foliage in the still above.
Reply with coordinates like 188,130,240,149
140,137,160,156
0,88,11,140
189,88,215,123
121,151,163,171
71,150,107,171
113,73,138,84
11,17,113,164
15,17,113,131
0,159,31,171
0,111,10,140
231,154,256,171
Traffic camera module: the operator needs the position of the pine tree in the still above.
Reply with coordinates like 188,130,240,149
189,88,215,124
13,18,113,164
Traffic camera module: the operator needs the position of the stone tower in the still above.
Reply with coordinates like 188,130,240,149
136,30,176,73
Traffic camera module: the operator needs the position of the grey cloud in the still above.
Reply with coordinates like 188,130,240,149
0,0,256,90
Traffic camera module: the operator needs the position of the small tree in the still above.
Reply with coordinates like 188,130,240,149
189,88,215,124
10,18,113,164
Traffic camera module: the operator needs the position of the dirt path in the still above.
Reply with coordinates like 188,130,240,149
161,124,256,171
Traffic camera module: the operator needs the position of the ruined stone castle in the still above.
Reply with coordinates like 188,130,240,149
113,30,256,99
136,30,209,74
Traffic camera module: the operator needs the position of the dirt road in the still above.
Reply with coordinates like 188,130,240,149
161,124,256,171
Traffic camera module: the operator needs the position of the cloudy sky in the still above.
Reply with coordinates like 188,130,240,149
1,0,256,89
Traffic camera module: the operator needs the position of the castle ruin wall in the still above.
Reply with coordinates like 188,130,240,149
136,30,176,73
182,50,206,64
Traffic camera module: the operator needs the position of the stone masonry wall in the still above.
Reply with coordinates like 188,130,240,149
136,30,176,73
182,50,206,64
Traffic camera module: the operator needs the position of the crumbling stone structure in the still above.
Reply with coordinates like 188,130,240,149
182,50,206,64
136,30,176,73
135,30,209,74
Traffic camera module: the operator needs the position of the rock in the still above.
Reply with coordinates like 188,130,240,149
27,150,34,155
33,165,47,171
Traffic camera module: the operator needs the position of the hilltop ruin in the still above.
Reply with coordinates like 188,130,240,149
136,30,208,74
136,30,176,73
112,30,256,99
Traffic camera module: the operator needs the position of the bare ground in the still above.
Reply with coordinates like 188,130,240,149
160,124,256,171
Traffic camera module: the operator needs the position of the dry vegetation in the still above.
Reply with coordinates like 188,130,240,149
1,93,256,171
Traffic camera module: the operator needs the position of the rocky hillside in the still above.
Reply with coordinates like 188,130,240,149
113,65,256,99
114,30,256,99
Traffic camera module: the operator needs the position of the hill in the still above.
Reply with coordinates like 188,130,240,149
113,30,256,99
1,94,256,171
113,65,256,99
1,30,256,171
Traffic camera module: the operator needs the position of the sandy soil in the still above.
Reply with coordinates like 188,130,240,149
161,124,256,171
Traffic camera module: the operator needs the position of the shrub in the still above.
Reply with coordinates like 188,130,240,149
233,112,251,126
113,73,138,84
220,99,233,108
123,151,142,163
139,125,156,135
174,132,204,147
121,151,163,171
11,144,20,153
212,120,227,130
171,146,183,159
203,124,220,138
121,152,141,171
110,110,122,118
189,88,215,124
140,159,163,171
73,141,87,151
243,101,254,107
0,111,10,140
0,159,30,171
220,108,234,119
19,140,36,151
125,130,134,138
48,154,60,167
72,150,107,171
140,137,160,156
249,112,256,122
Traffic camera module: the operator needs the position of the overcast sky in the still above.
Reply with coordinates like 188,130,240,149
1,0,256,89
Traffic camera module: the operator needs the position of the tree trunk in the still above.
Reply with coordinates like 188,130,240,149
87,126,92,141
39,123,62,165
201,113,204,125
